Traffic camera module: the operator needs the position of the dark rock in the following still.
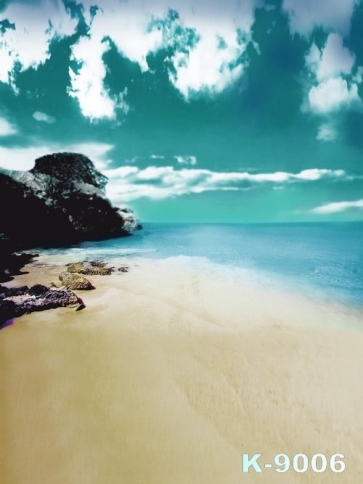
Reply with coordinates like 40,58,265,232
30,153,108,191
118,267,129,273
76,297,86,311
0,299,16,328
0,248,38,283
59,272,95,290
0,173,50,251
0,152,142,253
27,284,49,297
30,287,81,311
0,285,29,298
89,260,107,268
1,285,85,325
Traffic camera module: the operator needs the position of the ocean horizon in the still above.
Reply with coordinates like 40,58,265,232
39,221,363,309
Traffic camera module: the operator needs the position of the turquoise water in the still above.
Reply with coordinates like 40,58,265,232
42,223,363,307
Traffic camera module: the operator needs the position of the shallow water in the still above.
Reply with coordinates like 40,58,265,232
39,222,363,307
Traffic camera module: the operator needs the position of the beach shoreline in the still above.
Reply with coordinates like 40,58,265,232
1,257,363,483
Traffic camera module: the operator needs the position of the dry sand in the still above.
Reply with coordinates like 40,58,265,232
1,258,363,483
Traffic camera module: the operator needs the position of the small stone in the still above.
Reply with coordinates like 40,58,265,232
89,260,106,268
118,267,129,273
50,281,62,288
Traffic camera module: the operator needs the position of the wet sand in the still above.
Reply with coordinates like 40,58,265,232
1,259,363,483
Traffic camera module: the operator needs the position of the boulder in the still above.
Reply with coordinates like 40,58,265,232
27,284,50,297
0,284,85,327
67,261,113,276
59,272,95,290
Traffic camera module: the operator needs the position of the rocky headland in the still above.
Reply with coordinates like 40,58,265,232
0,152,139,327
0,152,141,282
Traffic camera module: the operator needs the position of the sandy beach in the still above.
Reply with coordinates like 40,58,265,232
1,258,363,483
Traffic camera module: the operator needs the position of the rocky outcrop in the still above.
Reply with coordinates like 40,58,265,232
0,257,132,329
118,207,142,231
66,261,114,276
0,152,141,253
59,272,95,290
0,284,85,329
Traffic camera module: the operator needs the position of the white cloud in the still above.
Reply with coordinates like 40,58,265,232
0,142,113,171
79,1,165,72
0,117,17,136
304,34,360,117
353,66,363,84
69,37,130,121
159,1,254,98
67,0,255,115
0,0,78,85
282,0,357,37
0,38,14,85
303,34,361,142
169,28,245,98
150,155,165,160
305,42,321,71
1,0,255,117
315,34,355,82
104,165,347,202
295,168,345,180
175,155,197,166
311,199,363,214
33,111,56,124
317,122,337,141
308,77,360,113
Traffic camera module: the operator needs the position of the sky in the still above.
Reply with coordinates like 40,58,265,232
0,0,363,223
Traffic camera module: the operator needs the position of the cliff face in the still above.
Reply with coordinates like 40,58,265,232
0,152,141,251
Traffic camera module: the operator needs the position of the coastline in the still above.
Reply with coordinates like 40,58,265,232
1,257,363,483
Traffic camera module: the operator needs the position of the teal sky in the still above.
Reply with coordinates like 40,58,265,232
0,0,363,223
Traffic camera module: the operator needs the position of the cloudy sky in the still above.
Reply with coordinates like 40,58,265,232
0,0,363,222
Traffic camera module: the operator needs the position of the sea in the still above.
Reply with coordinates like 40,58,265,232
38,222,363,309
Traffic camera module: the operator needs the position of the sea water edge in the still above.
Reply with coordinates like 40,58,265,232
35,222,363,313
